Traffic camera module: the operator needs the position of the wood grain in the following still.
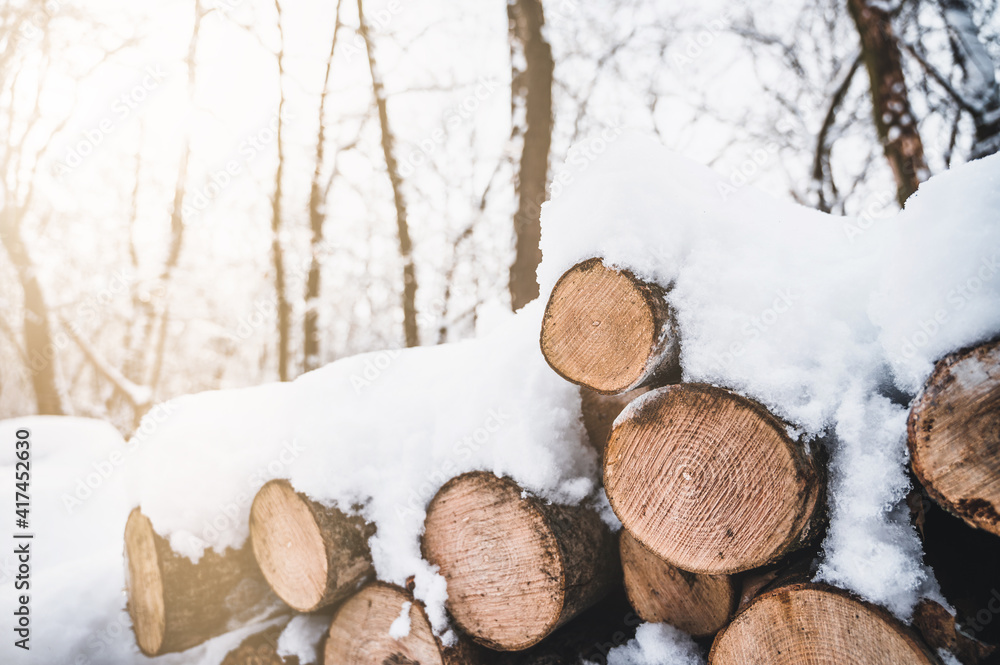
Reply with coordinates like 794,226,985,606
325,583,481,665
604,384,822,574
250,479,375,612
709,583,939,665
541,258,679,394
909,337,1000,537
422,471,619,650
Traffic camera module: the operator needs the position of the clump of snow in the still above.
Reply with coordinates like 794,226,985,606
276,614,329,664
938,649,963,665
813,391,929,615
871,159,1000,392
590,622,703,665
591,487,623,532
388,601,413,639
539,135,1000,618
951,344,1000,391
127,300,598,632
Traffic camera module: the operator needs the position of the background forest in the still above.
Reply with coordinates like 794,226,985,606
1,0,998,435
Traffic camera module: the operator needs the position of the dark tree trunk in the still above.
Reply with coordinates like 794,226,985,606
848,0,929,206
939,0,1000,160
304,0,344,373
0,214,64,414
359,0,419,348
272,0,291,380
508,0,553,311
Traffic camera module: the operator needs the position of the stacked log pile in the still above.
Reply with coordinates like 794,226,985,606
123,258,1000,664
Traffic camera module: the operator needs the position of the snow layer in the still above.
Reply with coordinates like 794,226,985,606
276,614,328,664
127,301,597,631
591,622,703,665
539,135,1000,618
0,417,286,664
11,137,998,663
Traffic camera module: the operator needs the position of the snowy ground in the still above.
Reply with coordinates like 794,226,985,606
2,136,998,663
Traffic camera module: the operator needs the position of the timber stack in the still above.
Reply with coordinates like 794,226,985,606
122,258,1000,664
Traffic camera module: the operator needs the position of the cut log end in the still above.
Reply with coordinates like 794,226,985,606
125,509,167,656
250,479,374,613
909,337,1000,537
423,472,566,650
325,584,468,665
125,507,280,656
709,583,938,665
250,480,330,612
605,384,821,574
541,258,677,394
422,471,618,651
620,531,736,637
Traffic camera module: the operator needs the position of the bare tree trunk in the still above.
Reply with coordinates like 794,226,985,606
848,0,929,206
358,0,419,348
272,0,292,379
304,0,345,373
142,1,199,398
0,213,64,414
939,0,1000,160
102,0,201,424
508,0,553,311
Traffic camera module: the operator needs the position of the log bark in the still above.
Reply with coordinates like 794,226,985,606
604,384,823,574
124,508,282,656
249,479,375,612
325,583,482,665
580,386,650,457
620,530,736,638
709,582,940,664
422,471,620,651
912,598,996,665
908,337,1000,537
541,259,680,394
912,469,1000,646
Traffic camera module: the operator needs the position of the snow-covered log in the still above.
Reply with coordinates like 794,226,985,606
709,582,939,664
124,508,282,656
909,337,1000,537
540,258,680,394
620,530,736,638
249,479,375,612
324,583,483,665
421,471,619,651
604,384,823,574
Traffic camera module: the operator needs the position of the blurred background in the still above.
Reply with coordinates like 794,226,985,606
1,0,998,433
